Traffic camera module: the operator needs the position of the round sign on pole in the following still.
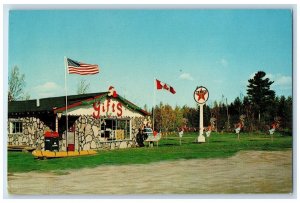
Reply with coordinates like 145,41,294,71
194,86,209,104
194,86,209,143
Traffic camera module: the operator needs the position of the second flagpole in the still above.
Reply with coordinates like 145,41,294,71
153,77,156,131
64,56,69,152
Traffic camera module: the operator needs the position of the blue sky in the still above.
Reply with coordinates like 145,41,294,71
8,9,293,108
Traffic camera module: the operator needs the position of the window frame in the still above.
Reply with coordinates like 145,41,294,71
9,119,23,134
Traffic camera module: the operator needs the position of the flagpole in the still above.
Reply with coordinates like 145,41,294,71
153,77,156,131
64,56,69,152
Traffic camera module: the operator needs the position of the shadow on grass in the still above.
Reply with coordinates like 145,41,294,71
162,143,177,146
209,140,226,143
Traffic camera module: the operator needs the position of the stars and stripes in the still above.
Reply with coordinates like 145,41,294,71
67,58,99,75
156,79,176,94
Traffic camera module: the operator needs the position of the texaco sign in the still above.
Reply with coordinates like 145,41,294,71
194,86,209,104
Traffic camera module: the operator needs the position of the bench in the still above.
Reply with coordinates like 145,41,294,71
144,133,161,147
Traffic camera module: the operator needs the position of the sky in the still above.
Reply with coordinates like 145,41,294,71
8,9,293,109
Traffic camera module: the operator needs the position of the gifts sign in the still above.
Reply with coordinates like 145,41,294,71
194,86,209,143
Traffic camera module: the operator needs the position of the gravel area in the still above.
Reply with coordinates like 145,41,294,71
7,150,292,195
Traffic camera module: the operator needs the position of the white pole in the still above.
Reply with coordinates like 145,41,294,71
200,104,203,136
152,77,156,130
64,56,69,151
198,104,205,143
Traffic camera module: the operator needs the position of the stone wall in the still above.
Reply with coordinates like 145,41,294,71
76,115,103,151
8,117,49,150
8,115,148,151
131,117,146,147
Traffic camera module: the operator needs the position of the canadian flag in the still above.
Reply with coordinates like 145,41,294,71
156,79,176,94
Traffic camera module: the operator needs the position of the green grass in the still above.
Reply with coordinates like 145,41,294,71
8,132,292,173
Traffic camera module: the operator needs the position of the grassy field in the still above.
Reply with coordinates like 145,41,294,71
7,132,292,173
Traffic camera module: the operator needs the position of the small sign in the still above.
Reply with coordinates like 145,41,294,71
194,86,209,104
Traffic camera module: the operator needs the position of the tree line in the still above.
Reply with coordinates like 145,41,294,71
152,95,292,134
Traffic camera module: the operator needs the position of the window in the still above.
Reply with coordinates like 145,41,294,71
117,119,131,139
100,119,117,139
10,121,23,134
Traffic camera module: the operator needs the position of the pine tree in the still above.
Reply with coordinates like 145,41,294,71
247,71,275,123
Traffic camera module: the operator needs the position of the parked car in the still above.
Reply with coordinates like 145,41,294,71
136,127,154,147
143,127,154,140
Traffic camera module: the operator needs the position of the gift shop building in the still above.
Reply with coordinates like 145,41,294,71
8,89,151,151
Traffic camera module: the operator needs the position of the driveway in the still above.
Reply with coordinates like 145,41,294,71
7,150,292,195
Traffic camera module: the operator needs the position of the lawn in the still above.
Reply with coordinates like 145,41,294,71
7,132,292,173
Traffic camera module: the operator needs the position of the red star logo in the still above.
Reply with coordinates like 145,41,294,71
196,89,207,101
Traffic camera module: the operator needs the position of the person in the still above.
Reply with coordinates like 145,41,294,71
136,128,145,147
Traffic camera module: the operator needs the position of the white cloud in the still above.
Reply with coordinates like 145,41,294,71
34,82,61,98
179,73,194,81
264,73,292,87
220,58,228,67
35,82,59,90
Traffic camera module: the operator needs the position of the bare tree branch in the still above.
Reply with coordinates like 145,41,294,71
77,79,90,95
8,66,28,101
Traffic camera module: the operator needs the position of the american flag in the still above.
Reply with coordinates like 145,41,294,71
67,58,99,75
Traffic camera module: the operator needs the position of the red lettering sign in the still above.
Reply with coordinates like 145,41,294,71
93,100,123,118
93,102,100,119
117,102,123,117
112,103,115,112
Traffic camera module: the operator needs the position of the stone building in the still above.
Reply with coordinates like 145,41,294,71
8,90,151,151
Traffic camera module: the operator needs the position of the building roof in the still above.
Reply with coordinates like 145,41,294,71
8,92,150,116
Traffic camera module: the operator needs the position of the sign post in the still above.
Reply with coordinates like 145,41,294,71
194,86,209,143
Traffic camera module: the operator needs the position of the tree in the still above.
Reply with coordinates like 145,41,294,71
275,96,292,131
174,105,185,131
8,66,28,101
182,105,198,129
211,101,220,132
247,71,275,123
161,104,175,132
77,79,90,95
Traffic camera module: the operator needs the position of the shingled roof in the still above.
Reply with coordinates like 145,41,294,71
8,92,150,116
8,92,106,115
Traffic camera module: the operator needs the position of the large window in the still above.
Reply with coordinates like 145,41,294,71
117,119,130,139
10,120,23,134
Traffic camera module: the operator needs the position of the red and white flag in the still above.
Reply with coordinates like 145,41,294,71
67,58,99,75
156,79,176,94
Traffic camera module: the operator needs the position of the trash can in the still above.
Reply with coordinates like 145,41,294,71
67,144,74,151
44,131,59,151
